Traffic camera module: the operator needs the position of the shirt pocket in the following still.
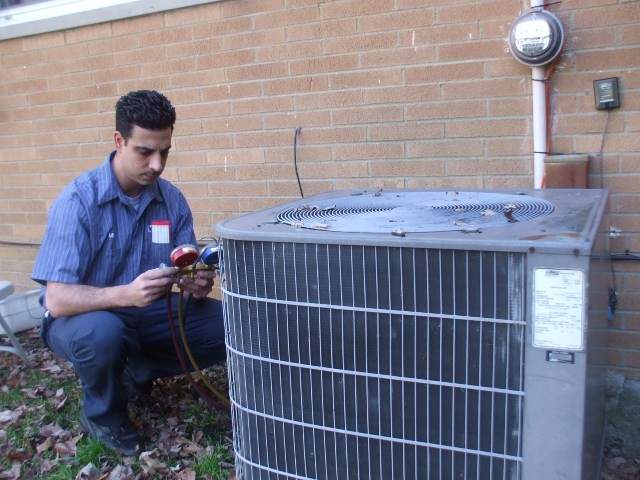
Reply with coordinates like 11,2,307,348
94,226,121,285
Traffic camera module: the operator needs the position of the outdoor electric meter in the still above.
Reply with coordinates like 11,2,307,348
508,9,564,66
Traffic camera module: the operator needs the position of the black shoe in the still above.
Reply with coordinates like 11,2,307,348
79,409,141,456
121,367,153,403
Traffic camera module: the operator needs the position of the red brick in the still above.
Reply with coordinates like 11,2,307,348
333,143,405,161
328,70,402,90
370,159,444,177
263,76,329,96
196,50,255,70
360,9,434,33
573,3,640,28
176,101,230,119
443,78,528,99
179,165,236,182
5,79,47,95
399,23,479,47
360,46,435,67
268,179,333,197
436,0,520,24
164,2,223,26
487,137,532,156
111,13,164,36
226,62,289,82
576,47,640,71
300,161,368,178
264,145,331,163
369,122,444,141
232,97,293,115
285,19,357,41
207,149,264,166
211,181,268,197
64,23,112,44
174,134,232,151
193,17,253,39
332,106,403,125
406,176,483,189
141,58,195,77
254,6,320,29
257,41,323,62
222,28,286,51
201,83,262,102
222,0,283,19
447,119,528,138
170,69,227,88
295,90,363,110
22,31,65,50
482,175,531,189
297,126,365,144
202,115,262,133
323,32,397,55
406,62,484,84
365,85,439,104
236,164,294,180
263,111,330,129
290,54,358,75
166,39,222,59
407,139,483,158
234,130,292,148
438,39,508,62
320,0,394,19
406,100,485,120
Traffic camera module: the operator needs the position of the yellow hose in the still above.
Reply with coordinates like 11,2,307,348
177,288,230,409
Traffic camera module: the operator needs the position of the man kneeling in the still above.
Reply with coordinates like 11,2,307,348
32,90,226,456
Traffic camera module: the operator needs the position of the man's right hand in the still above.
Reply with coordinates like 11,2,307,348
127,267,178,307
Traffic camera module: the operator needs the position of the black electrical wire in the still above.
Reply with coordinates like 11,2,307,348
0,239,40,247
598,110,611,190
293,126,304,198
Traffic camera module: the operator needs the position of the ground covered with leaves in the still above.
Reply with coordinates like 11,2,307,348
0,329,233,480
2,329,639,480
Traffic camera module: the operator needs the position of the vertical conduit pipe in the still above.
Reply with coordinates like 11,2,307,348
531,0,546,189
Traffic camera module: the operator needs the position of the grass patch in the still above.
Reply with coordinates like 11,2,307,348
194,443,232,480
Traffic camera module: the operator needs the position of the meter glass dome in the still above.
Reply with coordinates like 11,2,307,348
508,10,564,67
514,19,551,56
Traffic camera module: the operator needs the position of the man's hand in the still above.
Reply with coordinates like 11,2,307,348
179,270,216,299
127,267,178,307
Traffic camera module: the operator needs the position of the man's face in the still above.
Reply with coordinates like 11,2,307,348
113,125,172,195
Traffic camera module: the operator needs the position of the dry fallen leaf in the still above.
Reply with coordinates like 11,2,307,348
0,463,21,480
36,436,53,454
75,463,100,480
176,468,196,480
139,449,167,475
107,464,134,480
0,408,24,425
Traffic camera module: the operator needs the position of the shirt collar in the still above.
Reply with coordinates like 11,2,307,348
96,151,164,206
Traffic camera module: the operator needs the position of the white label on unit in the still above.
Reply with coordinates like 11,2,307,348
533,268,585,351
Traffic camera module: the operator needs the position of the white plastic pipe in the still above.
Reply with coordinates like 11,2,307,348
531,0,546,189
532,66,546,189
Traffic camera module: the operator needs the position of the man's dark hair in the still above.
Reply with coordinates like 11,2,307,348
115,90,176,140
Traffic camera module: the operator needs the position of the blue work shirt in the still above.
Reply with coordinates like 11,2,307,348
32,152,196,288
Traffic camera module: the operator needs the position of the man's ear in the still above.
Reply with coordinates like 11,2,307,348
114,131,126,150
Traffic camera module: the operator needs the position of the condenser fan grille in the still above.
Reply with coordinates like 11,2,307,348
275,191,555,233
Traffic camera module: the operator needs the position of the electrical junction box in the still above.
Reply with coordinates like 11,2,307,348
594,77,620,110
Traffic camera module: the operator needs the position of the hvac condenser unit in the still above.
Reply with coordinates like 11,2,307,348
215,189,609,480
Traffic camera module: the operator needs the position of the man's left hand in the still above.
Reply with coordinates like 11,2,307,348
179,270,216,299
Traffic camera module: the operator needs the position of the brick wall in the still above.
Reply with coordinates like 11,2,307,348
0,0,639,375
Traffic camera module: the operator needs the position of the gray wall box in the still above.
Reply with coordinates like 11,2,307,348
216,189,610,480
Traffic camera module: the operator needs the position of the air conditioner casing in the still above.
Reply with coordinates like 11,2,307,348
216,188,609,480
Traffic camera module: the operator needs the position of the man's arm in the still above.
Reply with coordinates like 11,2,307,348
46,266,177,318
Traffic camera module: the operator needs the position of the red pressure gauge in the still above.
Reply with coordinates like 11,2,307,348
170,244,199,268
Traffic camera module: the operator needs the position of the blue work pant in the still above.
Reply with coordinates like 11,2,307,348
43,294,226,427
